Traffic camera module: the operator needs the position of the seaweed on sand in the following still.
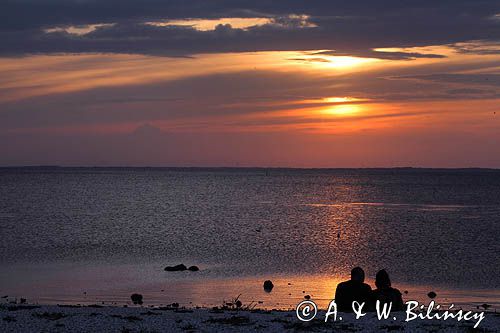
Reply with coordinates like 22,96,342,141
215,294,258,311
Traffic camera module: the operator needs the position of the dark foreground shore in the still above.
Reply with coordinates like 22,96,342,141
1,304,499,333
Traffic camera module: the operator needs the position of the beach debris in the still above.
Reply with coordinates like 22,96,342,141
188,265,199,272
263,280,274,292
164,264,187,271
224,295,240,309
304,295,311,300
210,307,224,313
57,304,82,308
427,291,437,299
404,290,408,295
4,305,40,311
481,303,491,310
130,293,143,305
219,294,257,311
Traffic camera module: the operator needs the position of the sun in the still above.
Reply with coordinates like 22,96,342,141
323,97,366,103
325,56,376,69
322,104,362,116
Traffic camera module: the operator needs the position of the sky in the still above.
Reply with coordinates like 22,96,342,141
1,0,499,167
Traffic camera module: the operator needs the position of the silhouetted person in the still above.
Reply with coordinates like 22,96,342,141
334,267,373,312
372,269,404,311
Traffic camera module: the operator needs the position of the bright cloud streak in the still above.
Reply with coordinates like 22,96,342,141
1,41,499,166
44,24,115,35
146,18,273,30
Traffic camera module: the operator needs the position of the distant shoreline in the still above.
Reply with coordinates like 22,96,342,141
1,166,499,172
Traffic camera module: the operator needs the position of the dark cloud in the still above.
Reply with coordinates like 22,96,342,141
453,41,500,55
0,1,499,57
394,74,500,87
2,1,498,31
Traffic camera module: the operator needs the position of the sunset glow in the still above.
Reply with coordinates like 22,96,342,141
1,1,499,167
322,104,363,116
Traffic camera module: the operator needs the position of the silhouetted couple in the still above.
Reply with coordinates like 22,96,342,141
334,267,404,312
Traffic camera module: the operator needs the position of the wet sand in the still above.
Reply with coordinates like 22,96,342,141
2,262,499,311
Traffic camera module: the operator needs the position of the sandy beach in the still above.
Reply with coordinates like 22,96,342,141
1,303,499,333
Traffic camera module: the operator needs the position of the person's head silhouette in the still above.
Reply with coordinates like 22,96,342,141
351,267,365,283
375,269,391,289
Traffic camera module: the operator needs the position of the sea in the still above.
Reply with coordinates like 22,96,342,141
0,167,499,310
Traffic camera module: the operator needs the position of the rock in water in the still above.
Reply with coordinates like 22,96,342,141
164,264,187,271
427,291,437,299
130,293,143,305
188,266,199,272
263,280,274,292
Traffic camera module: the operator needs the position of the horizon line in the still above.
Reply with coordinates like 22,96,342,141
1,165,499,171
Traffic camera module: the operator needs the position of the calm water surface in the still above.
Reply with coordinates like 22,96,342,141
1,168,499,309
